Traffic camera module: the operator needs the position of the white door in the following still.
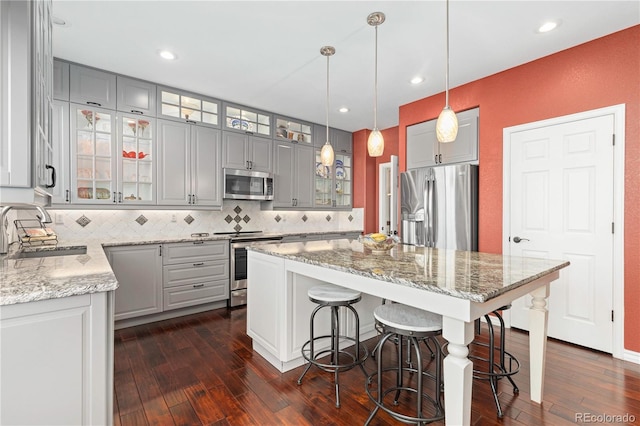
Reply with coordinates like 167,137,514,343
508,114,614,353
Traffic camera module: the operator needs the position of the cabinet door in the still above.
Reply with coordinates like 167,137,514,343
157,119,190,205
222,131,248,169
118,115,155,204
69,64,117,109
53,60,69,101
117,76,156,116
313,123,327,148
438,108,479,165
70,104,117,204
248,136,273,172
334,153,352,208
191,126,222,207
314,149,333,208
273,142,294,207
294,144,314,208
406,120,439,169
106,245,163,321
332,128,352,153
51,100,70,204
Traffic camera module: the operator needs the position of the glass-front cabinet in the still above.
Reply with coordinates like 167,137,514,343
158,87,220,127
118,114,155,203
314,151,352,209
70,104,116,203
275,117,312,144
223,103,271,138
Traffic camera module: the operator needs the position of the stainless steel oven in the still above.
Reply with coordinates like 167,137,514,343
215,232,283,307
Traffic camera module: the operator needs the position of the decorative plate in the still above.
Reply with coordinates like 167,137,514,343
335,166,345,180
316,162,328,178
230,119,250,130
335,159,343,167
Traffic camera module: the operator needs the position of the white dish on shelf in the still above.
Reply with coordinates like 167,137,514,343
335,166,345,179
315,162,329,178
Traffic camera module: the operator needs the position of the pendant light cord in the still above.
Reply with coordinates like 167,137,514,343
326,53,330,143
373,24,378,129
445,0,450,107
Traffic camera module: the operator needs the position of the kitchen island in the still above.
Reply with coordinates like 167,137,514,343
247,239,569,426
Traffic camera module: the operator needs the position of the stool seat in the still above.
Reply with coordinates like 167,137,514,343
308,284,361,303
374,303,442,333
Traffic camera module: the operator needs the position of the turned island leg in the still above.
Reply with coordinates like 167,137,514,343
442,317,475,426
529,284,550,403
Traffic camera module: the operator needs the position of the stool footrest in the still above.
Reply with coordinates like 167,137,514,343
300,335,368,372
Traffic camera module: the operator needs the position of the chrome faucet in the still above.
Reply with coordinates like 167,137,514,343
0,205,52,254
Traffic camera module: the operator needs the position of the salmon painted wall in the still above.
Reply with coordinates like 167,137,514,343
397,25,640,352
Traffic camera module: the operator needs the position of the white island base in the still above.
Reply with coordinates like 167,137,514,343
247,252,381,373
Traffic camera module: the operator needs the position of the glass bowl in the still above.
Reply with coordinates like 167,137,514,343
359,233,400,254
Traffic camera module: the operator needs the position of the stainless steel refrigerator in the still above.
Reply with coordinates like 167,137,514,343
401,164,478,250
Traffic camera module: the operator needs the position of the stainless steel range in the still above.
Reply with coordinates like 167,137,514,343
214,231,283,307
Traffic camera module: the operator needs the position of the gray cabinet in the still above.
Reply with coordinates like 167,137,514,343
70,64,117,110
314,150,352,209
157,86,219,127
162,241,229,310
222,131,273,173
117,76,156,116
157,119,223,207
53,59,69,101
313,125,352,153
223,102,271,138
406,107,479,169
275,116,312,145
273,142,313,208
106,244,163,321
51,100,70,204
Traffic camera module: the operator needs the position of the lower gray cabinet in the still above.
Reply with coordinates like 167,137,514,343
162,241,229,310
105,244,163,321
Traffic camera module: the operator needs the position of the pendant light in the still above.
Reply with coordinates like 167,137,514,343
367,12,385,157
436,0,458,143
320,46,335,166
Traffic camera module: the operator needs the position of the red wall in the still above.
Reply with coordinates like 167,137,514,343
396,25,640,352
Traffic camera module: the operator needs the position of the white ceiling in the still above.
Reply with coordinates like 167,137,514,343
52,1,639,133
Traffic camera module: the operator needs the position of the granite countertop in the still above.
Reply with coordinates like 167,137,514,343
0,230,362,307
248,239,570,303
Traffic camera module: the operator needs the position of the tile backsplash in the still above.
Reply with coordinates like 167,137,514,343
5,202,363,243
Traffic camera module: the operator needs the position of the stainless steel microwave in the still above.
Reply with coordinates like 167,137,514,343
223,168,274,200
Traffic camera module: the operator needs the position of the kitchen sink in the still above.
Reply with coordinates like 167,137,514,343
9,246,87,259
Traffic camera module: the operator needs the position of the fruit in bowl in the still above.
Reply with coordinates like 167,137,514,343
359,233,400,253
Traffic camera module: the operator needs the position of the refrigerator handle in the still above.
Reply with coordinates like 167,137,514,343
426,175,433,247
431,175,438,248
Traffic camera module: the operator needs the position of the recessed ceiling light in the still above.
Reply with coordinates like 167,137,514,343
52,15,69,27
410,76,424,85
158,50,177,60
537,20,561,33
338,107,349,113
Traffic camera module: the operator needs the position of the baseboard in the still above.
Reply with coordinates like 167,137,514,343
115,301,227,330
623,349,640,365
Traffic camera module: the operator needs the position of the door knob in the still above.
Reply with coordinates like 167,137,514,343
512,236,530,243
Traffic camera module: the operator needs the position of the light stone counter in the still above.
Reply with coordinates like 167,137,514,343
248,239,569,303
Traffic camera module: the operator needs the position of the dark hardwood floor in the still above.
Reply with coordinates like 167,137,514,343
114,307,640,425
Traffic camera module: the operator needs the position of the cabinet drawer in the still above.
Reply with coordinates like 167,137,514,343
163,279,228,311
163,261,229,288
162,241,229,265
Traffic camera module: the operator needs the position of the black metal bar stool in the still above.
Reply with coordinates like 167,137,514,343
365,303,444,425
470,305,520,418
297,284,369,408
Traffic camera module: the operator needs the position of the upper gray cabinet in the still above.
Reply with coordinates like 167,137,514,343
53,60,69,101
69,64,117,109
157,86,220,127
406,107,479,169
223,102,272,138
222,131,272,173
313,125,352,153
117,76,156,116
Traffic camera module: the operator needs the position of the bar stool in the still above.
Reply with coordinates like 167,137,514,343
470,305,520,418
297,284,369,408
365,303,444,425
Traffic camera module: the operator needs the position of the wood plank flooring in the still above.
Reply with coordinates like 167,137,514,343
114,307,640,425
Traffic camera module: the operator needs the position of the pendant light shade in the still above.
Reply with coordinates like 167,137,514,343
320,46,335,166
436,0,458,143
367,12,385,157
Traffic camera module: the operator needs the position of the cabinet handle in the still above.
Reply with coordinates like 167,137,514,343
245,161,249,169
185,119,196,124
118,192,123,203
439,154,442,163
130,110,143,115
249,160,253,169
193,284,205,288
192,194,197,204
86,101,101,107
192,262,205,267
159,245,162,256
192,241,204,245
434,155,438,164
188,194,192,204
45,164,56,188
113,192,117,203
245,131,254,136
65,189,70,203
